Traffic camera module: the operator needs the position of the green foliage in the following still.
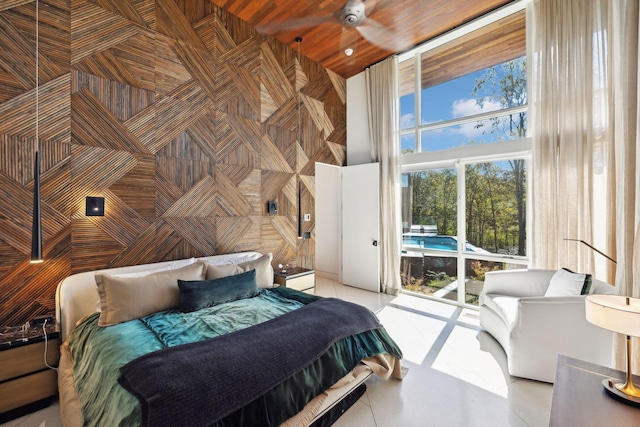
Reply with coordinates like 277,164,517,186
470,260,501,281
404,56,528,256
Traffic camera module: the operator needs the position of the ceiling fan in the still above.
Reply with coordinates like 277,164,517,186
257,0,409,56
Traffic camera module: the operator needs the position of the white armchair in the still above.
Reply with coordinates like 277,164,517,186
479,269,614,383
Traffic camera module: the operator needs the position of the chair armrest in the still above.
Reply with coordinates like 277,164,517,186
508,295,612,382
481,269,556,300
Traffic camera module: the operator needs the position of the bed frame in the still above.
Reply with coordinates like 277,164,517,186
55,251,372,426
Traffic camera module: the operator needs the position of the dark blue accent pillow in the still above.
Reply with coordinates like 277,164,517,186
178,269,258,313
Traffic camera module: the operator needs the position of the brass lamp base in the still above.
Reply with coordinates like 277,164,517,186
602,379,640,408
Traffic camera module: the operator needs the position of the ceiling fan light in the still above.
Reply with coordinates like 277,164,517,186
345,47,354,56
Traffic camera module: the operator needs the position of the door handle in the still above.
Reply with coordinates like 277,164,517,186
372,240,378,246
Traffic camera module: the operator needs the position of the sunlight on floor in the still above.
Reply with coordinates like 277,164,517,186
384,292,512,398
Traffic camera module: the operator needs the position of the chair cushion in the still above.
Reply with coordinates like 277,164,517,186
482,294,519,331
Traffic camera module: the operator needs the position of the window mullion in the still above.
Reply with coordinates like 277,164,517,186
457,161,466,306
414,53,421,153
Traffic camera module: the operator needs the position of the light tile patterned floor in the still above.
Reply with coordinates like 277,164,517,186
2,276,553,427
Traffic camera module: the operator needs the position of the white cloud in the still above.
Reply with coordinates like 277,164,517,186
448,98,503,139
451,98,501,118
400,113,415,129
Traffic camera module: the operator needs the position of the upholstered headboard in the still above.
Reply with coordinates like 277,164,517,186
55,252,263,342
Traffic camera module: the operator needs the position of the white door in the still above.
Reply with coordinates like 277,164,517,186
341,162,380,292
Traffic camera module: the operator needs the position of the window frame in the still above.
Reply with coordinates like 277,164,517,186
397,0,532,309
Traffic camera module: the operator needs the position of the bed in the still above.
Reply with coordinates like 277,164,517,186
55,251,403,426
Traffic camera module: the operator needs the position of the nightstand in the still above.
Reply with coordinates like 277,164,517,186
0,322,60,423
274,267,315,293
550,355,640,426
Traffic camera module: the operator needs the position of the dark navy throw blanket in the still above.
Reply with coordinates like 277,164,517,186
118,297,383,427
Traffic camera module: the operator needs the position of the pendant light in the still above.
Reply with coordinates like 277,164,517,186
295,37,303,240
30,0,42,264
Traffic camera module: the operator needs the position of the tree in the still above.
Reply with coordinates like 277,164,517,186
471,56,527,256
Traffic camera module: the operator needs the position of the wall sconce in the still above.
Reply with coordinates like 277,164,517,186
267,201,278,215
86,196,105,216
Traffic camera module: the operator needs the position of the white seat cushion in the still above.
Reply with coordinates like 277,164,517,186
482,294,519,331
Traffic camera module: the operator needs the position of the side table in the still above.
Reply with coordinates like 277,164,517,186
0,321,60,423
550,354,640,426
274,267,315,293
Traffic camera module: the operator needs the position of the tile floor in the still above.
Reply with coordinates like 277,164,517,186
2,276,553,427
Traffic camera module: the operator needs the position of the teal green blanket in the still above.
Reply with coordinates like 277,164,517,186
69,287,402,426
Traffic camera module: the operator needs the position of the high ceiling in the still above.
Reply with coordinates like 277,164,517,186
210,0,514,79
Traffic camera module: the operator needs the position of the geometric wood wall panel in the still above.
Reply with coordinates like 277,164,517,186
0,0,346,327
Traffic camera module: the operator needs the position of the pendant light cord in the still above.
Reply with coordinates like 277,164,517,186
295,37,303,239
296,37,301,146
35,0,39,148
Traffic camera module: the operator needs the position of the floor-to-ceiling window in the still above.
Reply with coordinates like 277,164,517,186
398,3,530,307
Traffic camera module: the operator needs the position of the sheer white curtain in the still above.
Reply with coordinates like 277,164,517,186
365,57,402,294
531,0,640,371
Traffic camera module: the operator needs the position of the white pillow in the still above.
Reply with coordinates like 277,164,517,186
237,253,274,288
205,253,274,288
111,258,197,278
545,268,592,297
95,262,206,326
206,263,243,279
94,258,198,311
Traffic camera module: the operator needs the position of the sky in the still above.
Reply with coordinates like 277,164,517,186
400,68,514,153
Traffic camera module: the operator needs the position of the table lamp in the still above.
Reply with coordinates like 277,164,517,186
586,295,640,406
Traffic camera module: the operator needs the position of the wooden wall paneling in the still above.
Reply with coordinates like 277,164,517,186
154,33,193,97
0,74,71,143
170,41,218,102
185,111,219,162
233,167,262,217
261,134,294,173
70,216,125,273
161,174,217,218
71,89,150,153
0,227,71,325
127,0,155,30
213,5,257,53
69,146,138,201
323,141,347,167
215,216,261,254
260,216,298,262
0,0,345,327
0,1,32,13
214,111,260,169
261,170,295,215
0,145,69,255
105,221,157,268
163,217,216,255
154,218,204,261
154,0,208,50
72,31,157,95
214,172,253,217
70,0,141,65
152,82,214,155
155,156,213,201
82,190,154,248
108,154,156,217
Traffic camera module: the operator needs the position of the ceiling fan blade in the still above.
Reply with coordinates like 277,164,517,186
356,18,410,52
363,0,394,16
257,13,336,34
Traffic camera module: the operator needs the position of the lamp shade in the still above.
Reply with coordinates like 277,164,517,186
586,295,640,337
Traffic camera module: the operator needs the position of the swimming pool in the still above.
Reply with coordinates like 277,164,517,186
402,234,487,253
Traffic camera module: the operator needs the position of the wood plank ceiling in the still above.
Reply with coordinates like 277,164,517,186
210,0,514,79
